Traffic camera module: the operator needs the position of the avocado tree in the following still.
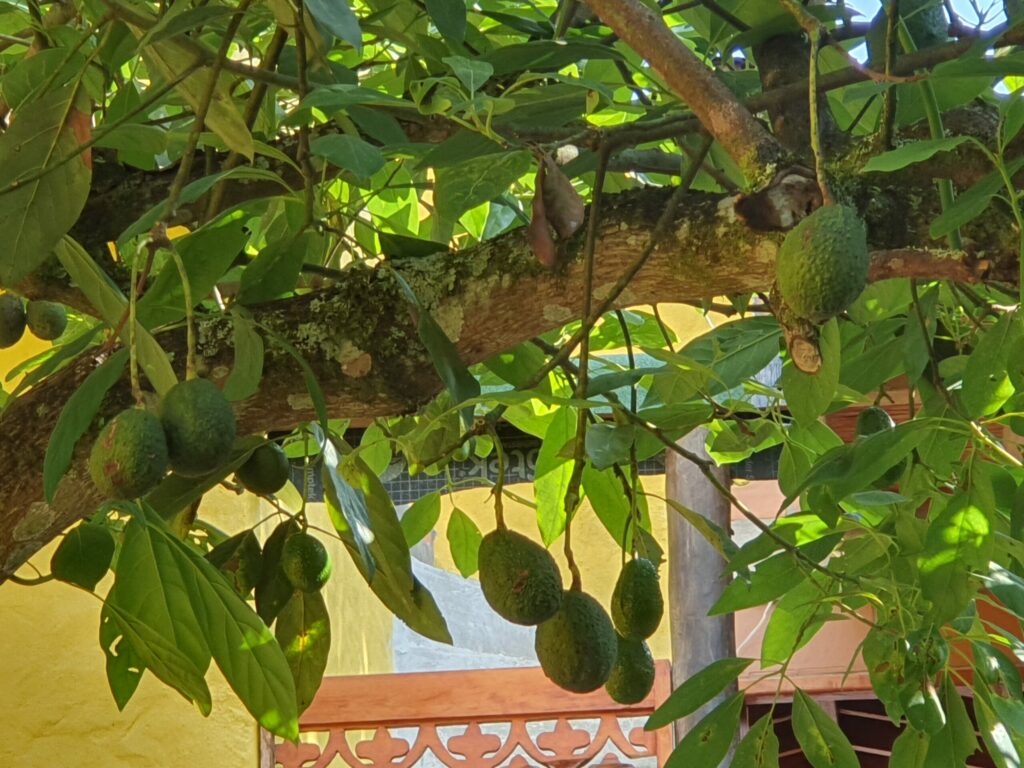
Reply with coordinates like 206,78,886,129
3,0,1024,760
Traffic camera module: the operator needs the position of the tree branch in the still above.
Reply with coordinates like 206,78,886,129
0,179,1003,582
583,0,785,177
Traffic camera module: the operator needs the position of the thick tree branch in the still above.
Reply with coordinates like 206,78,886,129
0,179,1006,582
584,0,784,177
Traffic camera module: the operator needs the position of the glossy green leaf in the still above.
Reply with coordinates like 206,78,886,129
239,231,320,305
929,157,1024,239
444,55,492,92
733,713,781,768
401,491,442,547
0,84,92,286
890,728,930,768
446,507,482,577
792,689,859,768
304,0,362,52
43,349,127,502
646,658,752,729
276,589,331,714
584,422,635,470
781,319,840,425
434,150,532,221
861,136,975,172
310,134,384,179
534,406,575,545
255,518,300,626
426,0,466,43
665,692,744,768
223,311,264,402
962,312,1022,418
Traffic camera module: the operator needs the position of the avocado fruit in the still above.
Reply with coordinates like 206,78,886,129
89,407,169,499
611,558,664,639
535,589,616,693
478,528,563,625
776,204,869,323
159,378,237,477
0,294,26,348
236,443,291,495
25,300,67,341
855,405,907,487
281,532,332,592
605,634,655,704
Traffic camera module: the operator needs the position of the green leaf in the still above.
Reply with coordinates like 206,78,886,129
99,602,147,711
446,507,482,577
929,157,1024,239
135,34,253,158
646,658,752,729
239,231,320,305
426,0,466,43
50,521,115,591
401,491,442,547
583,463,647,549
671,315,781,396
861,137,974,173
0,84,92,286
139,507,299,740
781,319,840,425
434,150,532,221
135,5,237,47
890,728,930,768
792,689,859,768
480,40,622,77
584,422,635,470
276,589,331,714
43,349,127,502
394,273,480,428
310,134,385,179
974,694,1021,768
206,530,263,597
136,212,249,327
919,490,994,623
255,518,300,626
665,692,744,768
733,713,781,768
962,311,1022,418
710,536,840,615
304,0,362,52
223,311,264,401
100,599,212,714
54,237,177,395
534,406,575,545
443,55,492,93
760,577,830,665
664,497,738,561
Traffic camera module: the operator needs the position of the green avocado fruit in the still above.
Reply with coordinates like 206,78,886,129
855,405,907,487
535,589,617,693
236,443,291,495
281,532,332,592
89,407,169,499
159,378,237,477
611,558,664,639
25,300,67,341
776,204,869,323
0,294,26,348
478,528,563,625
605,634,655,704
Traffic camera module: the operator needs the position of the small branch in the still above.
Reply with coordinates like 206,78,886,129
585,0,783,177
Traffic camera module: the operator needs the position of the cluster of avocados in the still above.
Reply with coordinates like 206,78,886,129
776,204,869,324
0,293,67,346
478,527,663,701
88,377,290,500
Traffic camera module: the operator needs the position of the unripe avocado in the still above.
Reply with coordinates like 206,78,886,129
855,405,906,487
236,443,291,495
605,634,655,704
478,528,563,625
611,558,663,639
0,294,26,348
776,205,869,323
535,590,616,693
25,300,67,340
89,407,169,499
159,378,237,477
281,532,332,592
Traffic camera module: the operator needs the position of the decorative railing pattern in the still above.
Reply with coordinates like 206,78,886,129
270,663,673,768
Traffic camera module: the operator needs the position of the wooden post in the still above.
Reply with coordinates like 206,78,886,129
665,427,736,740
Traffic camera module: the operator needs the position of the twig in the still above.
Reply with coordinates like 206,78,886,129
294,0,316,227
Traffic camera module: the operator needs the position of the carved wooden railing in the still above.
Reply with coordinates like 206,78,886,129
270,662,674,767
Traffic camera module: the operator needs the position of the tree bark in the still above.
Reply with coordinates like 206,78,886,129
0,180,1006,581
